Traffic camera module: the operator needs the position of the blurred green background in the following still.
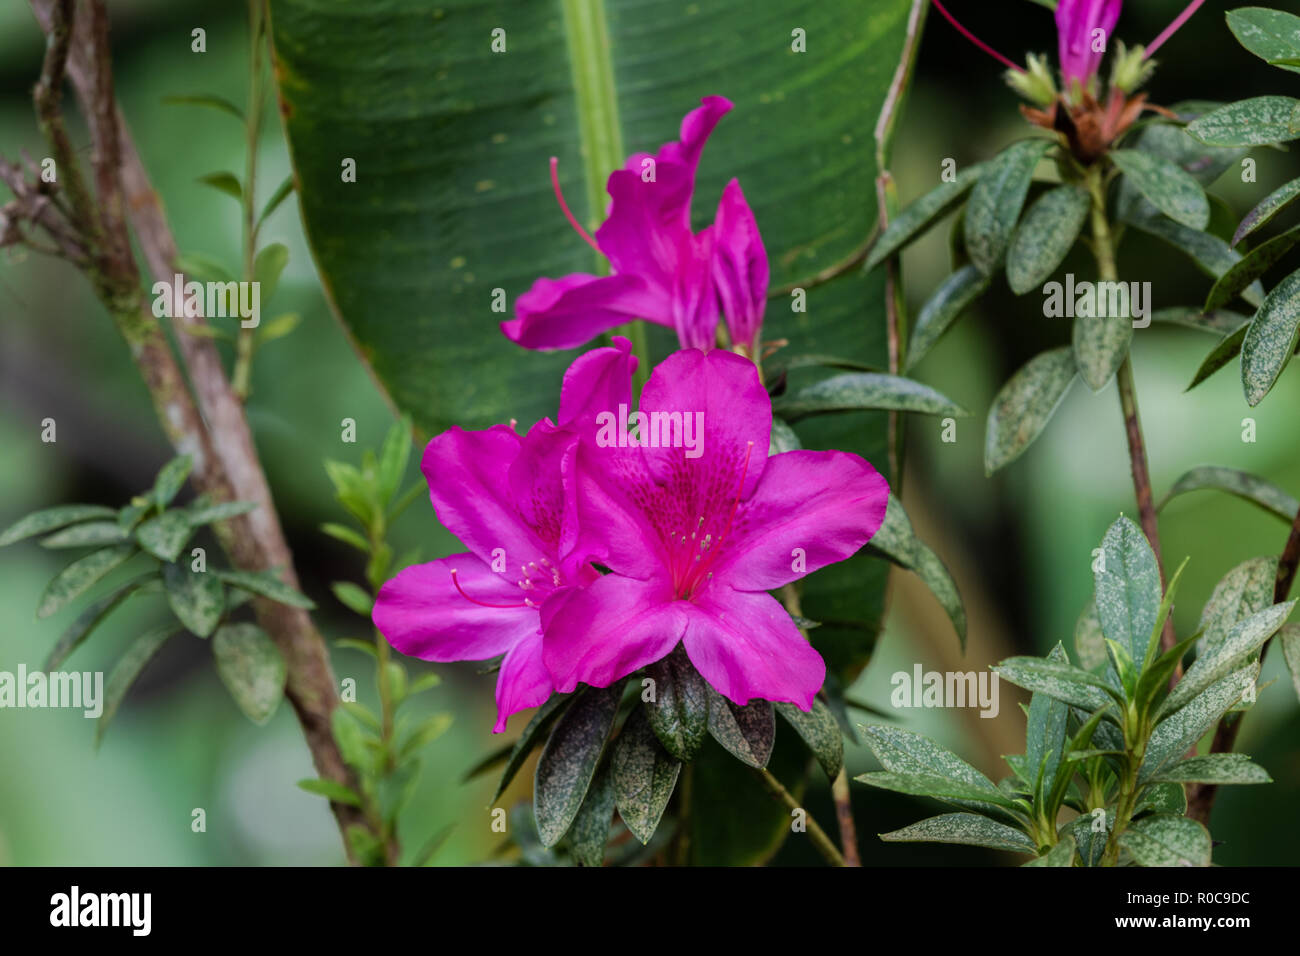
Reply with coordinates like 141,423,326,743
1,0,1297,865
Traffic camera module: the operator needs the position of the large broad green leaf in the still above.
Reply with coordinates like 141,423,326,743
1186,97,1300,147
1227,7,1300,75
270,0,919,436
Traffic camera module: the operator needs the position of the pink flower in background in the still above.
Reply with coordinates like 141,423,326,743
503,96,769,354
372,340,637,732
1056,0,1122,89
541,348,889,710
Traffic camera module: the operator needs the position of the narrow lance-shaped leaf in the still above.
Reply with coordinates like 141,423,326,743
856,770,1020,808
1159,465,1299,523
984,347,1076,475
612,706,683,845
212,623,288,725
37,544,138,619
1151,753,1272,785
1110,150,1209,231
1205,227,1300,312
775,699,843,780
567,760,616,866
879,812,1035,854
534,683,622,847
1164,601,1295,714
490,693,571,801
162,560,224,638
993,657,1118,712
0,504,116,547
1187,325,1248,391
95,624,179,747
1186,97,1300,147
1242,267,1300,406
1128,216,1264,308
1025,644,1070,800
135,512,194,563
867,161,990,271
1072,308,1132,392
858,725,1007,806
1234,176,1300,247
39,521,128,549
1151,307,1249,335
215,568,316,609
1227,7,1300,74
773,372,968,420
151,455,194,508
906,265,990,370
1093,516,1162,664
707,689,774,769
1006,184,1091,295
1140,664,1259,782
1197,556,1280,655
1074,599,1107,671
965,139,1053,275
644,646,709,762
45,574,157,670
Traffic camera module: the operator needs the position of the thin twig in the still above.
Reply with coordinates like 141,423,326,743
751,766,845,867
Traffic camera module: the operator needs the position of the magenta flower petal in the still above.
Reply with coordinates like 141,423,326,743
541,574,686,693
502,272,664,351
493,630,553,732
557,335,638,434
712,179,769,353
374,554,537,662
1056,0,1122,87
681,585,825,710
710,449,889,592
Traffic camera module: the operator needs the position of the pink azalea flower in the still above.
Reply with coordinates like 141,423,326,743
372,340,638,732
541,348,890,711
502,96,769,355
1056,0,1122,89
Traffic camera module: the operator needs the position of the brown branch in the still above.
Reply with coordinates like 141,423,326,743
1187,501,1300,824
26,0,373,863
830,770,861,867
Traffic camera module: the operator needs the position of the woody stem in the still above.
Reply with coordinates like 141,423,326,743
752,767,846,867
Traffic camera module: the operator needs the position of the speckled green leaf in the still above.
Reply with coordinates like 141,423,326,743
186,499,258,526
1111,150,1208,231
1197,556,1280,656
767,417,801,456
1187,325,1248,391
150,455,193,508
45,574,157,670
906,265,991,369
774,372,968,420
1122,104,1250,190
1075,599,1107,671
868,162,990,271
1024,834,1075,867
1140,664,1258,782
1006,185,1091,295
215,568,315,609
1280,624,1300,701
162,560,225,638
706,690,774,769
534,684,621,847
775,699,843,780
1152,753,1272,785
1073,309,1132,392
1026,644,1070,796
1159,465,1299,523
1120,814,1211,867
39,521,129,549
1165,601,1294,713
0,504,116,547
994,656,1117,712
37,543,137,619
213,623,287,725
1234,176,1300,247
1151,307,1250,335
567,759,616,866
135,512,194,563
1187,96,1300,147
1094,516,1161,663
856,770,1019,808
1242,267,1300,405
95,624,178,747
1228,7,1300,74
644,646,709,762
1206,227,1300,312
881,812,1035,853
1128,216,1264,308
613,706,682,845
858,725,1004,802
984,346,1076,474
1136,781,1188,816
965,139,1052,275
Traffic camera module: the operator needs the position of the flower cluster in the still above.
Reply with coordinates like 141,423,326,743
376,101,889,732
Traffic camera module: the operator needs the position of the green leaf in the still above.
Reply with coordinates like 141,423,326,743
1159,466,1298,522
1242,267,1300,405
1128,215,1264,308
1151,307,1250,335
397,712,452,762
856,770,1019,808
1186,96,1300,147
37,543,137,619
253,242,290,304
1006,184,1091,295
255,312,301,344
135,512,194,562
257,174,296,231
1024,834,1075,867
1198,556,1280,657
880,812,1035,853
212,623,288,725
644,646,709,762
198,171,243,201
1233,176,1300,247
1227,7,1300,75
332,707,370,773
858,724,1010,815
994,657,1117,712
1165,601,1294,714
905,265,991,370
1072,309,1132,392
706,690,774,769
161,560,224,638
1094,515,1162,664
534,683,621,847
1110,150,1209,231
1206,227,1300,312
567,760,615,866
39,521,128,549
775,699,843,780
1026,643,1070,800
768,417,801,456
95,624,177,747
176,252,236,285
773,372,967,420
964,139,1053,275
1074,599,1107,671
1187,325,1248,391
163,93,244,121
321,522,370,553
215,568,316,609
1151,753,1272,785
331,581,374,616
612,706,682,845
297,777,364,807
0,504,116,547
1140,664,1259,782
492,693,571,801
151,455,194,508
1120,814,1211,867
378,416,413,506
117,499,152,532
984,347,1076,474
1282,623,1300,702
1136,781,1188,816
867,162,990,271
45,574,156,670
186,499,258,525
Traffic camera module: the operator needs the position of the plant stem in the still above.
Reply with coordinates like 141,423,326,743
1088,165,1177,660
1100,718,1147,866
232,0,266,402
830,770,862,866
752,767,845,867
